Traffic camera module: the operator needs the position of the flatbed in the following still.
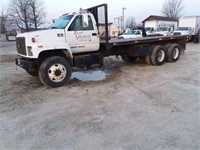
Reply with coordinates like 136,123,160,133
99,35,186,58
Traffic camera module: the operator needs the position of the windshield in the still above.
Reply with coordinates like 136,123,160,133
131,30,137,34
125,30,136,35
157,27,167,31
50,15,73,29
125,31,133,35
176,27,189,31
145,27,152,32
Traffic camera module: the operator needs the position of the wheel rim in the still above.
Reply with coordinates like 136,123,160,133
172,48,179,59
48,63,67,82
157,50,165,62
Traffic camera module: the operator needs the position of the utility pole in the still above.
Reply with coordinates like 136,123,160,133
114,18,118,26
122,7,126,33
114,16,123,34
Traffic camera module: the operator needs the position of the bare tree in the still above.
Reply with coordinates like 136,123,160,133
8,0,31,31
125,17,136,29
8,0,46,32
162,0,184,19
0,7,8,34
29,0,46,30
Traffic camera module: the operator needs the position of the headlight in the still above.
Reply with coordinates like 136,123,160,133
31,37,35,43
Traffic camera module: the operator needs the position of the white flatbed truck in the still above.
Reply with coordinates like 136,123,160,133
15,4,186,87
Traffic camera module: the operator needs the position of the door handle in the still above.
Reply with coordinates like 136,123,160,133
92,33,97,36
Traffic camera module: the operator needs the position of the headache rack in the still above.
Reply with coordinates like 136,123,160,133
87,4,109,50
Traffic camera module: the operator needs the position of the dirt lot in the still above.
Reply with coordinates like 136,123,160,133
0,42,200,150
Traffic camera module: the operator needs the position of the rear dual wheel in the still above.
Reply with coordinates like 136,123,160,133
145,45,155,65
151,45,166,65
145,45,166,66
166,44,180,62
145,44,181,65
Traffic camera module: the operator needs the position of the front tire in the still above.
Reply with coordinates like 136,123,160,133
39,56,72,88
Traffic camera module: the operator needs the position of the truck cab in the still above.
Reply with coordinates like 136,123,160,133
145,27,154,36
154,27,173,36
173,27,193,42
16,10,103,87
173,27,192,35
16,11,99,59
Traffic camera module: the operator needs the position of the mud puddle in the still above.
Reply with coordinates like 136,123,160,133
71,70,107,81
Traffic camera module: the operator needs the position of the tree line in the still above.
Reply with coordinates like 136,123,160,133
1,0,46,34
1,0,184,34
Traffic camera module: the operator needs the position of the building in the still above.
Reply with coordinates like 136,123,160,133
98,23,119,38
142,15,178,31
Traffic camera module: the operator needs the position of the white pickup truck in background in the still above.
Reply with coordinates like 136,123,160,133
118,29,143,39
154,27,174,36
145,27,154,36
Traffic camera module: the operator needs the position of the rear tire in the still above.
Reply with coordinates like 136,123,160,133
166,44,180,62
151,45,166,66
145,45,154,65
145,55,152,65
39,56,72,88
121,54,137,63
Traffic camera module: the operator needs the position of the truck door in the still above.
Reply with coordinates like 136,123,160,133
65,15,99,53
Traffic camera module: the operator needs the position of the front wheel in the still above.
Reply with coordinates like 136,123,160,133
39,56,72,88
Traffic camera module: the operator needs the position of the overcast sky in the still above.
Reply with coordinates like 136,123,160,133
1,0,200,27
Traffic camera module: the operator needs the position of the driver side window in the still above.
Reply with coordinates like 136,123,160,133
68,15,94,31
68,15,82,31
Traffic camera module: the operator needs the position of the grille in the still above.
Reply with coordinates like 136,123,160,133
16,37,26,55
173,32,181,36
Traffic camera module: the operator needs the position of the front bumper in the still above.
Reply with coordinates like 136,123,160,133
15,55,38,72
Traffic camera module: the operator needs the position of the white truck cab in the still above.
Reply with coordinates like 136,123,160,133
154,27,173,36
173,27,193,42
16,11,99,59
16,10,102,87
145,27,154,36
173,16,200,42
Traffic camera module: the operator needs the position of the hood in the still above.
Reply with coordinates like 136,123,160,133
17,29,65,43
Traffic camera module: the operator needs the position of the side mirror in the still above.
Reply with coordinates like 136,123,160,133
82,14,89,27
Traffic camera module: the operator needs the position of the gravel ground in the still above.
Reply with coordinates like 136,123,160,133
0,42,200,150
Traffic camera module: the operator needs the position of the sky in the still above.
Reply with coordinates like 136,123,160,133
1,0,200,27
